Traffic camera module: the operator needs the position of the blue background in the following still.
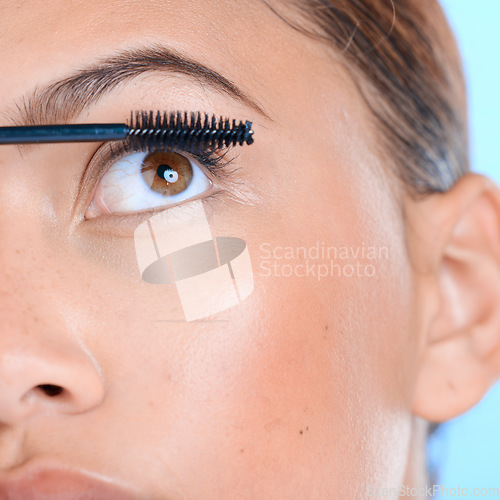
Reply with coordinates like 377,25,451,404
427,0,500,493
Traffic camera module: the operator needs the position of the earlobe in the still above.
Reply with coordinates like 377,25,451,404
409,173,500,422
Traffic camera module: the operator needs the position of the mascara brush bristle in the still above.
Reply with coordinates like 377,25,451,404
127,111,254,153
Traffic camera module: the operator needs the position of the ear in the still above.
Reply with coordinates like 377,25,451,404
407,173,500,422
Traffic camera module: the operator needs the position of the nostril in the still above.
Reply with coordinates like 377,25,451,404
37,384,64,397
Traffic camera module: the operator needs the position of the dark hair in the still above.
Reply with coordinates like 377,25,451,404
262,0,469,197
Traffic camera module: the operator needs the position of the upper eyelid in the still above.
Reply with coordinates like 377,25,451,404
75,137,240,221
102,139,239,183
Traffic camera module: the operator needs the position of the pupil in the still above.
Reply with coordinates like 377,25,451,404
157,164,178,183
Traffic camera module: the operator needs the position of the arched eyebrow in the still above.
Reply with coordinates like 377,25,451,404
6,44,271,127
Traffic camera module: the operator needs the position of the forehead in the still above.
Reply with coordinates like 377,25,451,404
0,0,360,151
2,0,259,42
0,1,287,110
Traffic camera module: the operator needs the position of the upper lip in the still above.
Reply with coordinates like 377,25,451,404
0,463,142,500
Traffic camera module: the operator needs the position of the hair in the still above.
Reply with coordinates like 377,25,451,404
262,0,470,198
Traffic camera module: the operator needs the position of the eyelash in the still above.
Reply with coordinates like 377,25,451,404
109,139,236,177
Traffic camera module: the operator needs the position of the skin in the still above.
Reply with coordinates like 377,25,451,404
1,1,500,498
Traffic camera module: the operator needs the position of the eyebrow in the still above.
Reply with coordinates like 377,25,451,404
4,44,270,127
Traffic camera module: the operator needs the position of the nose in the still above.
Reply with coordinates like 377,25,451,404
0,324,105,426
0,165,106,427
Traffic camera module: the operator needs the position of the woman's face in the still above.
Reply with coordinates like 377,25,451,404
0,1,422,497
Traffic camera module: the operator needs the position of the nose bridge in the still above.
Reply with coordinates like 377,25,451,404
0,207,69,319
0,214,52,297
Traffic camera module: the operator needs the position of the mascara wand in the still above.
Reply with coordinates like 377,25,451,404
0,111,254,150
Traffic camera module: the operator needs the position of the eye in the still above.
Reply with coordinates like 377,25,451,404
85,150,213,218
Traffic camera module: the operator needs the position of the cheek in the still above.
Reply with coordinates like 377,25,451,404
63,119,418,496
215,103,420,490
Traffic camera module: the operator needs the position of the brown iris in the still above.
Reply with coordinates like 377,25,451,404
140,152,193,196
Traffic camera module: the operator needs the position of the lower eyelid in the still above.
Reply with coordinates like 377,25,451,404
80,188,225,237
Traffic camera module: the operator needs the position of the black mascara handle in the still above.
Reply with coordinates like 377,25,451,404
0,124,129,144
